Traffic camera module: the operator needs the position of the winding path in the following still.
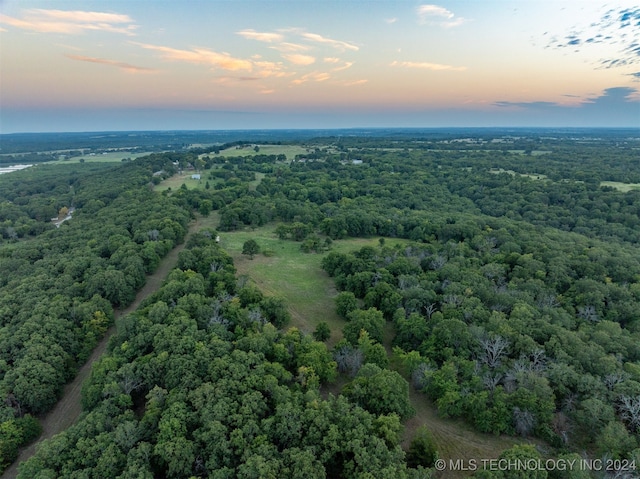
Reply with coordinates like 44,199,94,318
2,216,207,479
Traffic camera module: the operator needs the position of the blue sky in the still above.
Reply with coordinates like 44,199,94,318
1,0,638,132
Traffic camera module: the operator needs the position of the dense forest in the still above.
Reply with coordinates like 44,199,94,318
0,156,192,468
2,129,640,478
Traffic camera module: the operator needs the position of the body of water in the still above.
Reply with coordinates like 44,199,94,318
0,164,33,174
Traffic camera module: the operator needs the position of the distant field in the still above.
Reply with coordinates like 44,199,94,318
600,181,640,192
154,171,264,192
489,168,547,180
507,150,552,156
154,172,207,192
54,151,153,163
212,144,309,160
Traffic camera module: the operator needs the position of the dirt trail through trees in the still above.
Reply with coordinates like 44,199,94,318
3,216,205,479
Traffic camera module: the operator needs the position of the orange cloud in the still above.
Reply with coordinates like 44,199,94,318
270,42,309,53
253,61,290,78
135,42,253,71
282,54,316,66
291,71,331,85
344,79,369,86
213,76,261,83
65,54,157,73
301,32,359,51
391,60,466,71
236,29,284,43
31,9,132,24
0,9,137,35
332,61,353,72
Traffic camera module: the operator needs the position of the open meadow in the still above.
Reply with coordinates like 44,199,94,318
154,171,265,192
212,144,309,160
600,180,640,192
54,151,153,163
153,172,207,192
213,223,398,346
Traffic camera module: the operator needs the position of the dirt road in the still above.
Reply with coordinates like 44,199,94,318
3,216,206,479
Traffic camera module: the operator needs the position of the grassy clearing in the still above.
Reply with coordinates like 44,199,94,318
489,168,547,180
217,224,410,346
214,144,309,160
154,172,208,192
600,181,640,192
217,224,343,345
154,171,265,193
54,152,153,163
507,150,552,156
248,172,265,191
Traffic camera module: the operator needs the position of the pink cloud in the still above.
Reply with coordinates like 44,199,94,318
65,54,157,73
391,60,466,71
0,9,137,35
282,54,316,66
236,29,284,43
135,42,253,71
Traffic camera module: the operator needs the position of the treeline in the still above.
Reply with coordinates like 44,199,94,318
0,155,196,469
211,145,640,245
17,231,427,479
0,163,109,238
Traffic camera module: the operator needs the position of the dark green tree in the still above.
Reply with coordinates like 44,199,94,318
343,363,415,420
242,239,260,259
406,426,438,468
313,322,331,342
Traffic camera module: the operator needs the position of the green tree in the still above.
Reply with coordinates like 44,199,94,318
199,199,213,216
242,239,260,259
260,296,291,328
406,426,438,468
595,421,637,459
343,363,415,420
335,291,358,319
358,330,389,369
313,322,331,342
344,308,385,345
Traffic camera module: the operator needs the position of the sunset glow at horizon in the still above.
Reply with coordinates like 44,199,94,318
1,0,638,133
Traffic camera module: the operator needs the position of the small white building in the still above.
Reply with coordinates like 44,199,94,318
191,174,201,180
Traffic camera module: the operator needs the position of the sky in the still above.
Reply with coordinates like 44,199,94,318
1,0,639,132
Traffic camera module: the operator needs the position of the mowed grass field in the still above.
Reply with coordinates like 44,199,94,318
56,151,153,163
489,168,547,180
216,224,392,346
600,180,640,192
213,144,309,160
154,172,208,192
210,220,527,475
154,172,265,192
